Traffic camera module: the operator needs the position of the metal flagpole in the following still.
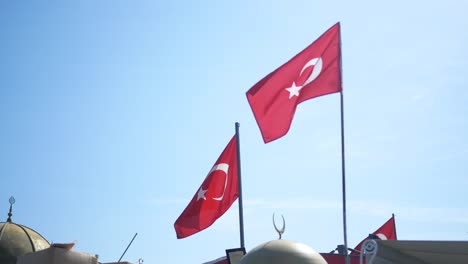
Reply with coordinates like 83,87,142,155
338,23,350,264
235,122,245,248
340,91,349,264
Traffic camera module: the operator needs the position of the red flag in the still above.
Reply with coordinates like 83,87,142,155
352,215,397,254
246,23,342,143
202,256,228,264
320,253,362,264
174,136,238,239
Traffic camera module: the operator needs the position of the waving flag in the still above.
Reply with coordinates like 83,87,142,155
352,215,397,254
174,136,238,239
246,23,342,143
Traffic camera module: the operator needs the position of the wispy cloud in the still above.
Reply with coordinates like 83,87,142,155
145,198,189,205
243,198,341,210
410,92,429,102
346,200,468,224
145,196,468,225
244,197,468,224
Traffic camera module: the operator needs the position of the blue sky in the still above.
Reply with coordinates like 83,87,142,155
1,1,467,263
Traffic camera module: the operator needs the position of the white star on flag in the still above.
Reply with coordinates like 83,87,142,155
285,82,302,99
197,187,207,201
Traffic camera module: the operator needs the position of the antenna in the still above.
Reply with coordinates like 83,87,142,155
117,233,138,262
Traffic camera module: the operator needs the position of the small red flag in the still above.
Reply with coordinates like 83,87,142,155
320,253,361,264
246,23,342,143
352,215,397,254
202,256,228,264
174,136,238,239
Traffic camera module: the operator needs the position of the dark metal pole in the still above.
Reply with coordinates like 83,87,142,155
340,92,349,264
235,122,245,248
337,23,350,264
118,233,138,262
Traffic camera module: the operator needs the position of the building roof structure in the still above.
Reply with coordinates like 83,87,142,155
0,197,50,264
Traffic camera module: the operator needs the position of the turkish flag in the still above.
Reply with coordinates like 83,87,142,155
174,136,238,239
352,215,397,255
202,256,228,264
320,253,362,264
246,22,342,143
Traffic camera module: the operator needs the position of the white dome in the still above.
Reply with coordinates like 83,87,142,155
240,239,327,264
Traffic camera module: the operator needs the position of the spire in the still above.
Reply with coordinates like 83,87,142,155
273,213,285,239
6,196,15,223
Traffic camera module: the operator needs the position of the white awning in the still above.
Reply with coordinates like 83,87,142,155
361,239,468,264
17,245,98,264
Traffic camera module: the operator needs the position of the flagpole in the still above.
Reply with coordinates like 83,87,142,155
235,122,245,248
338,22,350,264
392,213,397,240
340,91,349,264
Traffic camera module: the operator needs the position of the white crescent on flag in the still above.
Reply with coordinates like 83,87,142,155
376,233,388,240
301,57,323,86
285,57,323,98
208,163,229,201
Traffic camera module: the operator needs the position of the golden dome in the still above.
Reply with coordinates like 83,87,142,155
0,197,50,264
0,222,50,264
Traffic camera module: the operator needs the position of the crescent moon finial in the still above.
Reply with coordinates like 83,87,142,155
7,196,15,223
272,213,286,239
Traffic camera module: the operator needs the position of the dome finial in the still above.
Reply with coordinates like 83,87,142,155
273,213,285,239
7,196,15,223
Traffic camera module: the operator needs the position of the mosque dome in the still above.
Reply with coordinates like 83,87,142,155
0,197,50,264
239,239,327,264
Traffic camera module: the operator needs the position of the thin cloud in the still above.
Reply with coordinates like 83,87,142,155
146,196,468,225
410,92,429,101
243,197,468,224
243,197,342,210
145,198,189,205
349,200,468,224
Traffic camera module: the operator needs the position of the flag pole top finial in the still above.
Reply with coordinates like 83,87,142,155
7,196,15,223
273,213,286,239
